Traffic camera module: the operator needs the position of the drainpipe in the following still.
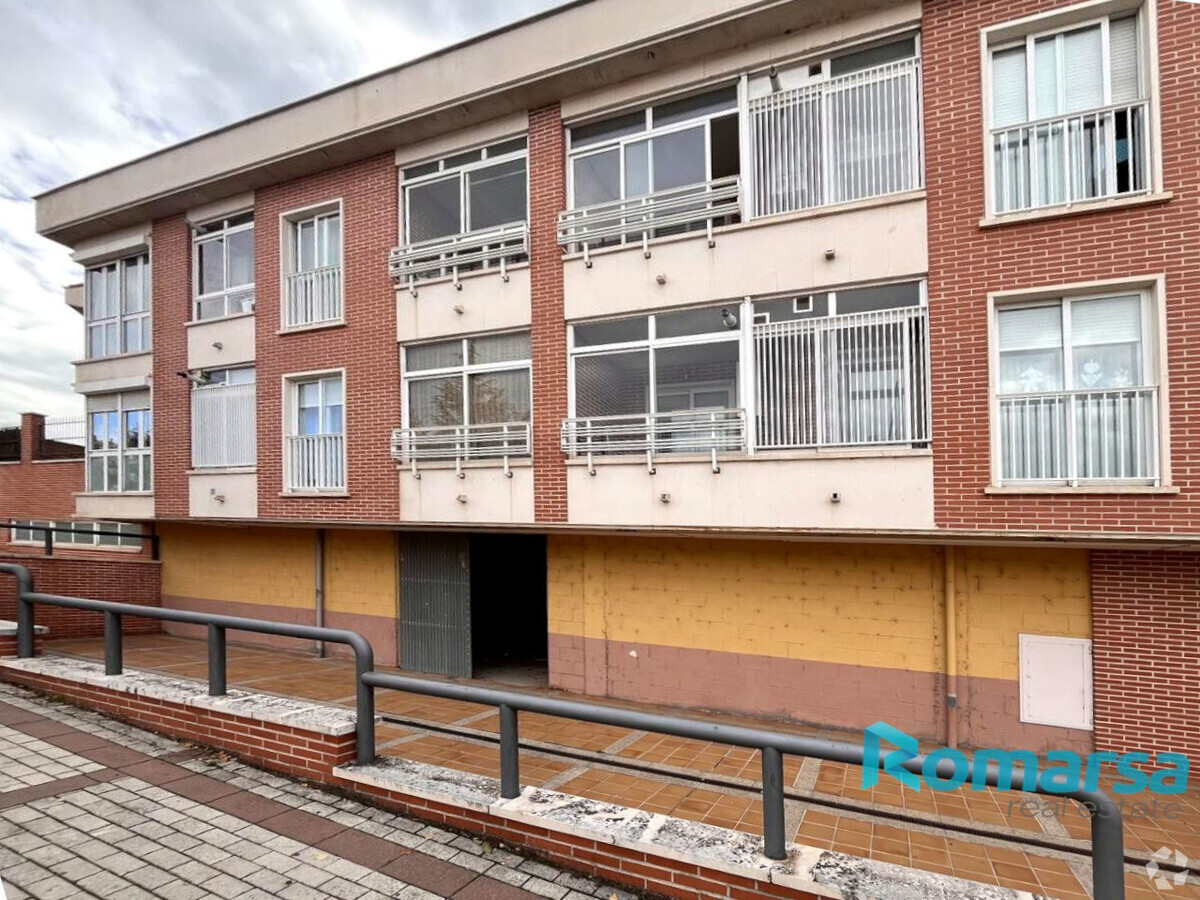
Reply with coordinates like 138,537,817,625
315,529,326,659
944,545,959,748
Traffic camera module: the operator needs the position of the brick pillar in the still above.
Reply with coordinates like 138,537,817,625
19,413,44,463
528,104,568,523
152,214,192,518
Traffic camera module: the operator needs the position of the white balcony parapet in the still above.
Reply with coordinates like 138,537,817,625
285,433,345,491
561,408,746,474
998,386,1158,485
284,265,342,328
556,176,741,262
390,422,531,478
388,221,528,291
991,100,1150,215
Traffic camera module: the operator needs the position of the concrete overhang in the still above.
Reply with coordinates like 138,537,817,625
35,0,900,247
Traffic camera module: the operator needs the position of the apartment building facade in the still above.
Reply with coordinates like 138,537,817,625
34,0,1200,761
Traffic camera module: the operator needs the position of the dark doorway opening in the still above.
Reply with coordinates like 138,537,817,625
469,533,548,687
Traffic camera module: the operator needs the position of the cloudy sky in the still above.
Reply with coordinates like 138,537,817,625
0,0,566,422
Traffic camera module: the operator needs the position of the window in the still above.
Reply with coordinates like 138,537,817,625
285,373,345,491
995,291,1158,484
85,253,151,358
403,138,528,244
283,204,343,328
10,520,142,550
192,368,256,468
87,397,152,493
989,13,1147,214
193,213,255,319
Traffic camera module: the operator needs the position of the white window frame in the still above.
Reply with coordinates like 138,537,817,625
282,369,347,493
1019,634,1094,730
980,0,1160,218
400,333,533,432
87,396,152,494
987,275,1169,489
85,253,151,359
192,213,255,320
9,520,142,550
280,199,345,330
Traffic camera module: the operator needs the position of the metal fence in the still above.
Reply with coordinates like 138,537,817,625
561,408,746,473
4,522,157,558
0,562,1125,899
285,434,345,491
43,416,87,447
192,382,256,468
389,222,528,288
748,56,922,217
390,422,530,476
284,265,343,328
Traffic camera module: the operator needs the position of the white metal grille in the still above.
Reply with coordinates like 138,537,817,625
192,382,256,468
753,307,930,450
561,408,745,472
285,434,345,491
284,265,342,328
991,100,1149,214
998,387,1158,484
389,221,528,286
390,422,530,475
748,57,922,217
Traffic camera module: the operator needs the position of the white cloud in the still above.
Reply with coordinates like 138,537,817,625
0,0,565,421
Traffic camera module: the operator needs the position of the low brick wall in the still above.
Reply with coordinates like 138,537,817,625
0,554,162,639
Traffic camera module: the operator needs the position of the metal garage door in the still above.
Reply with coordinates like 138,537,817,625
399,532,472,677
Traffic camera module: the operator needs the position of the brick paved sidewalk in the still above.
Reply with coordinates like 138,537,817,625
0,683,632,900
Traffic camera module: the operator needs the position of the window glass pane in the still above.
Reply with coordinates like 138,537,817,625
652,86,738,127
654,342,739,411
991,46,1028,127
998,305,1062,350
323,403,343,435
830,37,917,76
409,377,464,428
403,161,440,180
105,455,119,491
1062,25,1104,113
467,159,527,230
1070,296,1142,389
407,177,462,242
710,114,740,180
574,351,650,417
571,150,620,207
106,323,119,354
298,381,320,409
89,456,104,490
1110,16,1140,103
656,306,733,338
123,319,143,354
574,317,648,347
226,367,256,385
469,370,531,424
105,266,120,318
407,340,463,371
443,148,482,169
143,455,153,490
624,140,650,198
124,411,142,448
998,305,1064,393
651,126,706,190
298,221,316,271
322,376,343,407
836,282,922,314
570,110,645,148
227,227,254,286
98,522,120,546
122,259,143,313
487,137,526,157
198,239,225,294
753,294,831,322
1034,36,1060,119
469,332,530,365
322,214,341,266
87,269,105,321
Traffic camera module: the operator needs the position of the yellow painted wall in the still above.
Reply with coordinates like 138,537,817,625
325,530,397,619
159,523,315,608
547,536,1091,678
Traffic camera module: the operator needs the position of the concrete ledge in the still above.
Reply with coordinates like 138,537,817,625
0,621,50,637
0,656,361,736
336,756,1038,900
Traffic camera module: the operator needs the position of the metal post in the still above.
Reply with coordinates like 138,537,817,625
103,612,122,676
43,527,53,557
352,637,376,766
761,746,786,860
16,595,34,658
207,625,226,696
1090,801,1126,900
499,703,520,799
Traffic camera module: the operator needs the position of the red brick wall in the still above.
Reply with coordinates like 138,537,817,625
1091,549,1200,764
0,554,161,638
152,214,192,519
528,105,568,523
255,155,400,521
0,413,86,557
925,0,1200,532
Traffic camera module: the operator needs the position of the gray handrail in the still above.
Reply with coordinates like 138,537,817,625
0,563,1124,899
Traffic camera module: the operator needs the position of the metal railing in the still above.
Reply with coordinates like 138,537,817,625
0,561,1125,899
754,306,931,450
389,222,528,290
390,422,531,477
5,522,157,559
192,382,256,469
561,408,745,473
557,176,740,260
285,434,345,491
748,56,922,217
992,100,1150,215
43,416,87,447
998,386,1159,485
284,265,342,328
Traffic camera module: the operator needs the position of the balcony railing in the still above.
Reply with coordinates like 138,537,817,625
754,306,931,450
991,100,1149,214
284,265,342,328
561,408,746,473
389,222,528,289
390,422,531,477
192,382,256,469
556,176,741,260
998,386,1158,485
285,434,345,491
747,56,922,217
